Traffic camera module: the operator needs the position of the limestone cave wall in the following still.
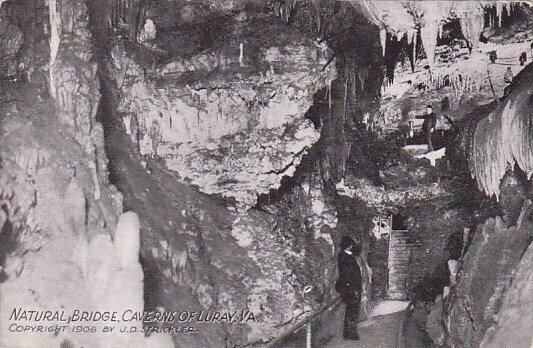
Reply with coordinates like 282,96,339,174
0,0,172,347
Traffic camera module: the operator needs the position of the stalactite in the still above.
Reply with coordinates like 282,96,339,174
397,31,405,42
48,0,61,99
328,79,332,116
352,70,357,106
343,76,348,124
420,20,438,66
411,29,417,68
505,2,511,16
459,4,485,54
380,28,387,57
407,29,415,46
283,0,294,23
359,1,523,73
496,3,503,27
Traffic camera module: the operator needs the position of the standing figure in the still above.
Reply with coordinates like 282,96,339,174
416,105,438,152
503,66,514,84
503,67,514,97
489,50,497,64
335,236,363,340
519,52,527,66
407,119,414,138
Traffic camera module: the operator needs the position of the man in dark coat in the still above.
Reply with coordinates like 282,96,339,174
335,236,363,340
416,105,438,152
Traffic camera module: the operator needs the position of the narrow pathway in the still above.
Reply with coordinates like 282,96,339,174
278,303,405,348
322,308,404,348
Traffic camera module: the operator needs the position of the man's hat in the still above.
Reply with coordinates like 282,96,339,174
340,236,354,250
340,236,362,253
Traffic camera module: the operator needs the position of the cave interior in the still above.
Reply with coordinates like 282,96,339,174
0,0,532,347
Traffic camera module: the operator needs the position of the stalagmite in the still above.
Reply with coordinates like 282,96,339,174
138,18,156,43
88,159,101,200
114,211,141,269
447,259,459,285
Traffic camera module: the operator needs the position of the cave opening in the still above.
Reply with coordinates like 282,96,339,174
391,213,408,230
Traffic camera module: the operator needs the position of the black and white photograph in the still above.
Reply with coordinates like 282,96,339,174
0,0,531,347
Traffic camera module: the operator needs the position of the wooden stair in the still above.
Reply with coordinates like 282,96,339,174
387,229,415,300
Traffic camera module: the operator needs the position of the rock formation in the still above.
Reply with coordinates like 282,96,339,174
470,63,533,198
444,200,532,348
113,30,335,206
479,239,533,348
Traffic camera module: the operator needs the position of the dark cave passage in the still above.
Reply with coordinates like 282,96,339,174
0,216,16,283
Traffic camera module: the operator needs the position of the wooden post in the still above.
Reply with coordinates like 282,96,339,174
306,322,312,348
486,66,498,100
388,222,393,296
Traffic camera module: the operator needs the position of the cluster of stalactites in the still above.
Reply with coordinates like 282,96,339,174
360,1,521,66
491,1,516,27
470,65,533,198
272,0,297,23
424,66,489,106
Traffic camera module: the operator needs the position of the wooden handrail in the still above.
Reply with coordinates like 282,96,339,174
265,297,342,348
395,301,414,348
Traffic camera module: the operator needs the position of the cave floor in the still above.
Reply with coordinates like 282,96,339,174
321,309,404,348
280,304,405,348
